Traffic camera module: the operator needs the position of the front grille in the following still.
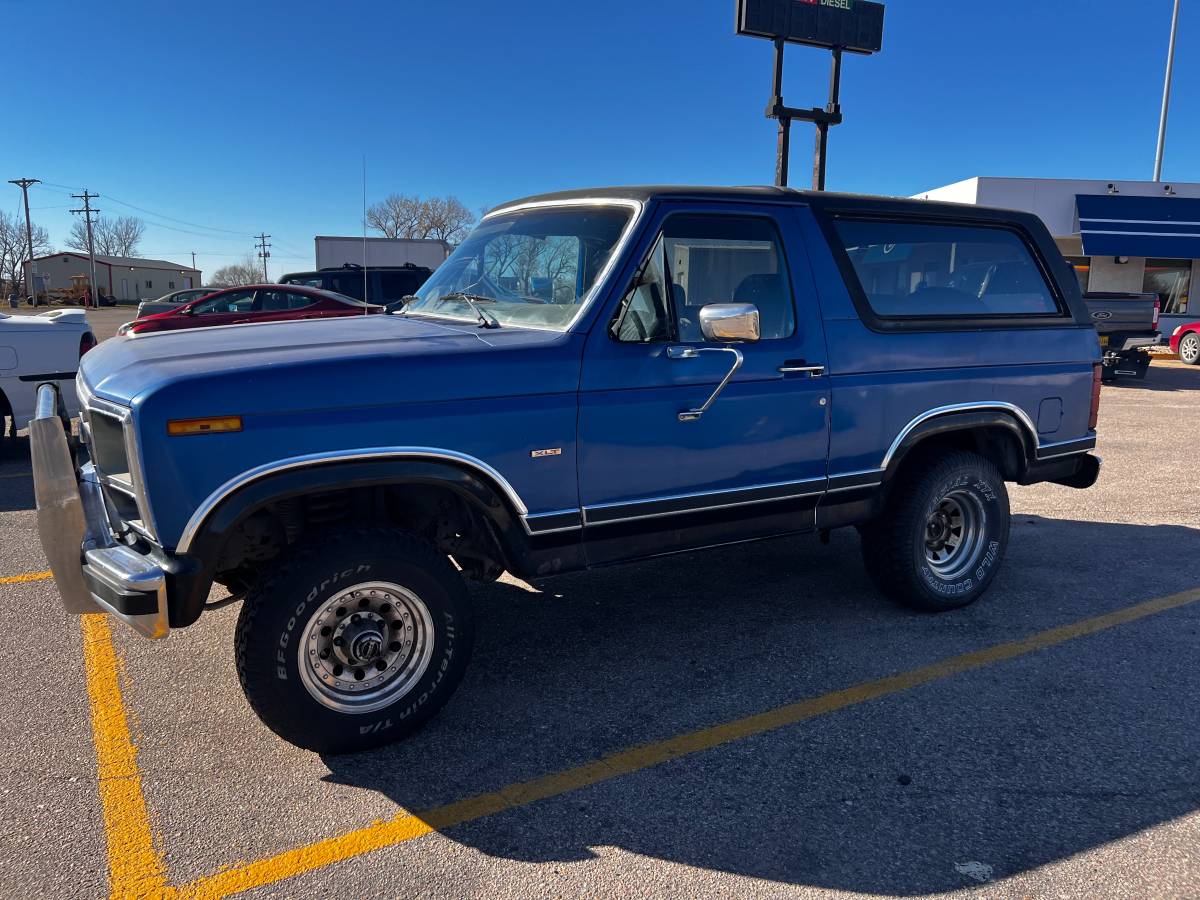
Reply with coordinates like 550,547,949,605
87,410,131,481
80,400,152,539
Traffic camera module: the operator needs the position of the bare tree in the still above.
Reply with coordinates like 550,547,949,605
366,194,474,245
208,255,264,287
366,194,423,239
66,215,145,257
0,210,52,297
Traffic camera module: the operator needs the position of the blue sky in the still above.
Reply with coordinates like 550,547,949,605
5,0,1196,280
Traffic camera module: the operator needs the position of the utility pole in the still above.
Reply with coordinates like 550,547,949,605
255,232,271,282
191,250,196,269
8,178,41,307
1153,0,1182,182
70,190,101,309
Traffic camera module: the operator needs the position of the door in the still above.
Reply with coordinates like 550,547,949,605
578,203,830,565
252,289,322,322
184,289,256,329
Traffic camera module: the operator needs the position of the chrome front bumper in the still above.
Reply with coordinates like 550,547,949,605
30,384,169,639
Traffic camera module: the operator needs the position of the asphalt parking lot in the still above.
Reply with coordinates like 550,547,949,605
1,314,1198,899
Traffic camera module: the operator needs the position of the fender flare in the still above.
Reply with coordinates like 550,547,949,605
167,457,533,627
882,407,1038,484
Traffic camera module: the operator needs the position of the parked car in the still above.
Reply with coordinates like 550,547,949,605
33,186,1102,753
136,288,216,319
117,284,384,335
1083,292,1162,381
0,309,95,438
1168,321,1200,365
279,263,432,308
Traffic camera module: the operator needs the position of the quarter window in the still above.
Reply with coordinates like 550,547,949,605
833,219,1061,318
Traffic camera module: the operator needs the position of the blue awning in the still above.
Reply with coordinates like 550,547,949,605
1076,194,1200,258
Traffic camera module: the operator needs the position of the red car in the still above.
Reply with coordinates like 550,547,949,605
1170,322,1200,366
118,284,384,335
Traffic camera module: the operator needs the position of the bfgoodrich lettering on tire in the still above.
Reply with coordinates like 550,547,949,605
235,528,473,753
861,450,1010,612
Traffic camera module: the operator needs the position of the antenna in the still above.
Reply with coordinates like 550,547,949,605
362,156,368,314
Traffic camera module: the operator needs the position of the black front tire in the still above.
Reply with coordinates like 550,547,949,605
861,450,1010,612
235,528,474,754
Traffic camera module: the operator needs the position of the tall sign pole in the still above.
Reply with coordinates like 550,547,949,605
737,0,885,190
1153,0,1181,182
8,178,41,306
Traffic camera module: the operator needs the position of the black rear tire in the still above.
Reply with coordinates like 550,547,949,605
235,527,473,754
1180,332,1200,366
861,450,1010,612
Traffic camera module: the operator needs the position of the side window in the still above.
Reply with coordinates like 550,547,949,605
611,236,672,343
327,272,364,299
287,291,316,310
192,290,255,315
663,214,795,342
832,219,1062,318
256,290,292,312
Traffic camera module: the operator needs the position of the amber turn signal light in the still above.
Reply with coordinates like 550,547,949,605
167,416,243,436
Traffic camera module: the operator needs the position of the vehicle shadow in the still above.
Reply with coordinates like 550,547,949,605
0,436,33,511
319,516,1200,895
1110,362,1200,392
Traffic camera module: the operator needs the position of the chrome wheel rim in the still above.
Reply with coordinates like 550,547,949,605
297,581,435,714
923,491,988,580
1182,334,1200,364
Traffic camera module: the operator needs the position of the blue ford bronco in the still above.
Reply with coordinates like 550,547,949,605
32,187,1102,752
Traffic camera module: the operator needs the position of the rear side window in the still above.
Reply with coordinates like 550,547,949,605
832,219,1061,319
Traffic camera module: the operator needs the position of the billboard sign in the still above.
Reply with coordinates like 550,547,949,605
736,0,885,54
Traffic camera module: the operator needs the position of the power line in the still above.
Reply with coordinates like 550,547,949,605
39,180,253,237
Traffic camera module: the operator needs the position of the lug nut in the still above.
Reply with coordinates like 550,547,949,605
351,613,361,624
333,636,344,647
319,649,330,660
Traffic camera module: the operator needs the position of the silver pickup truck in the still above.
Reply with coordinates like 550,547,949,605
1084,292,1161,382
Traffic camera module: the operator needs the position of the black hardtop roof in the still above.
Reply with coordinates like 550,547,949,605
494,185,1044,226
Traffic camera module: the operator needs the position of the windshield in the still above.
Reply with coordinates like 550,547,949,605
402,204,634,330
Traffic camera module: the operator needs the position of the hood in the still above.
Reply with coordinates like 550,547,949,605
0,309,88,332
79,314,581,414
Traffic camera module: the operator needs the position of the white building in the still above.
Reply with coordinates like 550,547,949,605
913,177,1197,333
24,252,202,303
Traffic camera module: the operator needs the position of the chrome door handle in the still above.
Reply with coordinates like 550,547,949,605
667,345,743,422
779,365,825,377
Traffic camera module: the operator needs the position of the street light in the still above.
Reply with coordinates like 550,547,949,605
1153,0,1182,182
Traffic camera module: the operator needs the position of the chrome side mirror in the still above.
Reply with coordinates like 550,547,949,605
699,303,760,343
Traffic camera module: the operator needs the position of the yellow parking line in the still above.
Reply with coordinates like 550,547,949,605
174,586,1200,899
80,613,170,899
0,570,52,584
0,471,30,480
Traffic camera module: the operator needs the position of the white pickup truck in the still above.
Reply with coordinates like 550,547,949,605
0,310,96,437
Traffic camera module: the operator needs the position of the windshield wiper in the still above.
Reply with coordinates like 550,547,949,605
439,292,501,329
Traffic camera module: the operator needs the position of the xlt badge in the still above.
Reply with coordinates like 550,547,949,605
531,448,562,458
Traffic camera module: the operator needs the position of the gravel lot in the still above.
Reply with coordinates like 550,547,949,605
0,312,1197,899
